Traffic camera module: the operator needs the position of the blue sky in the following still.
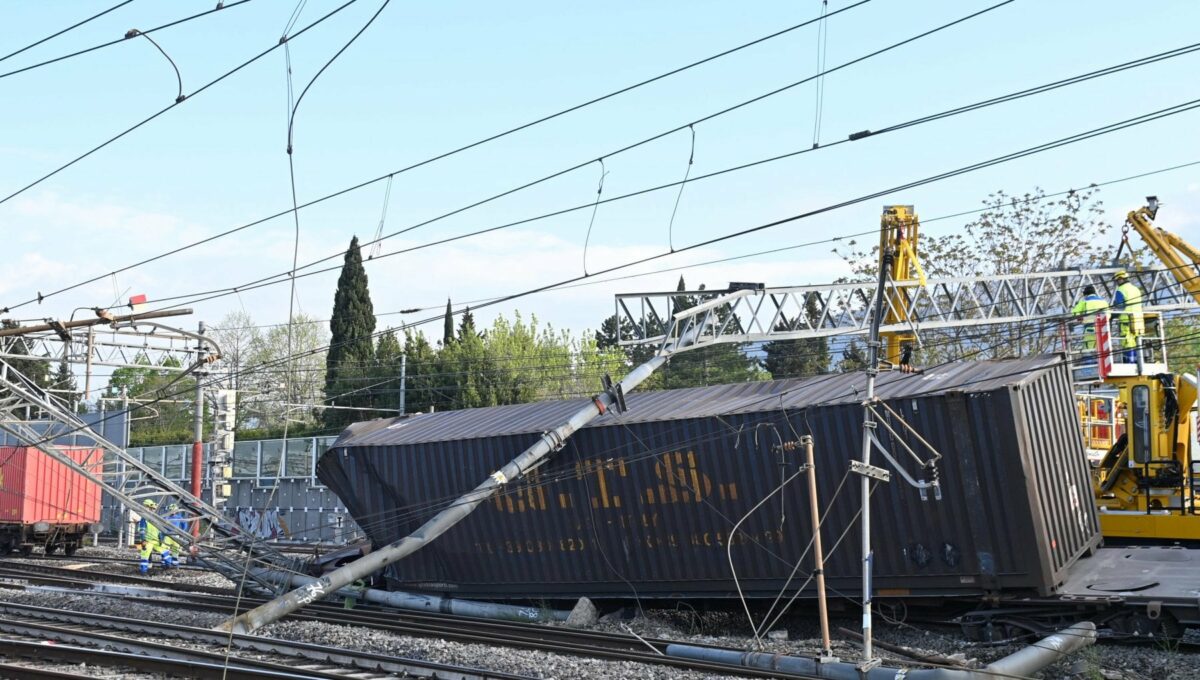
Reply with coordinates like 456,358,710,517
2,0,1199,364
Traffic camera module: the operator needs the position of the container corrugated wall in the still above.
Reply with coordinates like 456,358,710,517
0,447,102,526
320,360,1100,601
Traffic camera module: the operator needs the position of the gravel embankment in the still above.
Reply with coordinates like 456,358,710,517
2,547,1198,679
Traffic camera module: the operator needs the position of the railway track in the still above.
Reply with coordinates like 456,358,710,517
0,559,829,679
0,600,527,679
0,559,239,596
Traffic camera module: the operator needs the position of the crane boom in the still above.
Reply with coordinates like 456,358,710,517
1125,196,1200,306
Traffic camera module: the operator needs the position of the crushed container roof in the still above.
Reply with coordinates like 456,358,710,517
335,355,1062,448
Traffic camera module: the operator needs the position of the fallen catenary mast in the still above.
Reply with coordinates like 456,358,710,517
219,301,718,634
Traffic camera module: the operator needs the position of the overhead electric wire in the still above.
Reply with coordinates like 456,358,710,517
289,92,1200,341
201,152,1200,335
0,0,254,80
0,0,361,209
129,0,1017,312
0,0,875,313
0,0,135,65
222,0,395,648
114,36,1200,316
14,108,1200,493
112,97,1200,420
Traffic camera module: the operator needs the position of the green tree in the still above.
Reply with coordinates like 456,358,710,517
0,319,50,390
762,296,830,379
442,299,455,347
245,313,328,429
596,313,655,369
838,341,867,372
105,356,198,444
372,330,404,412
403,331,441,414
654,277,764,389
324,236,376,429
51,360,78,409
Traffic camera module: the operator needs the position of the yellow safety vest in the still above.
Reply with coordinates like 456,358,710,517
1114,281,1144,346
1071,296,1108,348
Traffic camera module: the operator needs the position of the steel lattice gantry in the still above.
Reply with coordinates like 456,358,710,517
615,267,1200,353
0,321,208,372
0,358,301,593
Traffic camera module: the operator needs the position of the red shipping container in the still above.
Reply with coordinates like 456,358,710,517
0,446,102,526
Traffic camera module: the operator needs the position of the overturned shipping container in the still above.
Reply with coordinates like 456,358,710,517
318,356,1100,601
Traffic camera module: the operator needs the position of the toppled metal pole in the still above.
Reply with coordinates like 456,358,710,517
665,621,1097,679
983,621,1097,678
220,327,699,634
249,569,568,623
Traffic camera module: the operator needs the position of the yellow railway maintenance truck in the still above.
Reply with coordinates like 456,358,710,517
1072,198,1200,544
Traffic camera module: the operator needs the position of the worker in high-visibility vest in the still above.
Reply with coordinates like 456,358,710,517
135,499,177,573
1112,270,1144,363
1071,285,1109,350
163,503,187,563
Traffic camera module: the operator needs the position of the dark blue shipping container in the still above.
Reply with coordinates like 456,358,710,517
318,356,1100,601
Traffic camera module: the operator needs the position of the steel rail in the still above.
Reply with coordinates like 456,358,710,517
0,569,828,679
0,601,524,680
0,638,315,679
0,619,342,679
0,560,238,595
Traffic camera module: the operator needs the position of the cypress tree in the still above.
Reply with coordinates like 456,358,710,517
324,236,376,428
443,299,454,347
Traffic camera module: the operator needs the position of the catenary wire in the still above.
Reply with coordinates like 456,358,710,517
0,0,135,64
0,1,255,81
91,118,1200,444
13,115,1200,490
203,153,1200,333
0,0,875,313
125,0,1019,313
0,0,361,209
115,41,1200,316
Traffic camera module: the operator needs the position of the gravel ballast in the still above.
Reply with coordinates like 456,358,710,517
2,547,1198,679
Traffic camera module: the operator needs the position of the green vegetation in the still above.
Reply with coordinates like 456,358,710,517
106,356,200,445
324,235,377,429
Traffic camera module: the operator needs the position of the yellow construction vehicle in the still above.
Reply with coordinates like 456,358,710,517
880,198,1200,543
1081,197,1200,543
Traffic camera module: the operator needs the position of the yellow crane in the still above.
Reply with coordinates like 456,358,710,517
878,205,926,367
880,198,1200,543
1088,197,1200,543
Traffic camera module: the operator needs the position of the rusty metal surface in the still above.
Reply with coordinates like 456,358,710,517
320,356,1099,601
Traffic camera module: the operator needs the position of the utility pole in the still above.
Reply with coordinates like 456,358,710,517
191,321,207,538
803,435,834,662
398,354,407,415
85,326,94,399
856,248,893,670
121,387,131,547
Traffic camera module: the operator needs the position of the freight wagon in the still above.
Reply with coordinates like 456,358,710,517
318,356,1105,605
0,446,103,556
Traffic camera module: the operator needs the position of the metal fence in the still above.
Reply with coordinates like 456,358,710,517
102,436,362,545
